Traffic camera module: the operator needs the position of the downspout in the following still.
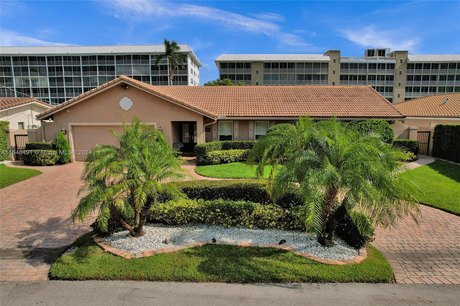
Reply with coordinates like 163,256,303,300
203,117,219,142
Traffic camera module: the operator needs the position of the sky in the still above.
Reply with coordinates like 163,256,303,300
1,0,459,83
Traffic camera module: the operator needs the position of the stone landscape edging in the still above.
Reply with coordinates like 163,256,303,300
93,235,367,265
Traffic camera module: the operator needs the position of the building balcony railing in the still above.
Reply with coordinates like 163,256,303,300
219,69,252,74
407,69,458,74
406,81,458,86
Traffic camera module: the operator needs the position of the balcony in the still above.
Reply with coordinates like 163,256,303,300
219,68,252,74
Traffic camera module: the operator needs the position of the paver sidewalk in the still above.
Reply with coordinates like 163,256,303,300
0,162,92,281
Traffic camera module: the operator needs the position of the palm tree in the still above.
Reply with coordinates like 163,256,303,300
250,118,419,247
72,119,183,237
155,39,186,86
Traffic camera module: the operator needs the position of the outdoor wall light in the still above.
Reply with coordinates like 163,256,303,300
60,129,67,135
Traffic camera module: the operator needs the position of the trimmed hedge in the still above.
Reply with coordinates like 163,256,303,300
55,131,71,164
23,150,58,166
432,125,460,163
195,141,255,165
169,180,304,209
25,142,54,150
205,149,249,165
150,198,306,231
393,139,419,155
0,121,8,161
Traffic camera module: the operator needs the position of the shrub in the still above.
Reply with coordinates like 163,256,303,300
195,141,255,165
334,206,375,249
167,180,304,208
393,139,419,156
350,120,394,143
0,121,9,161
25,142,54,150
432,125,460,163
55,131,71,164
23,150,58,166
149,198,306,231
205,149,249,165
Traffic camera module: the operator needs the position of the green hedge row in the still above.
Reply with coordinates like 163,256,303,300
350,119,394,143
25,142,54,150
205,149,249,165
149,198,306,231
23,150,58,166
168,180,304,209
432,125,460,163
0,121,8,161
195,141,255,165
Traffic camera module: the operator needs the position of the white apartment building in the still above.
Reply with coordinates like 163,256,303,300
0,45,201,104
216,49,460,103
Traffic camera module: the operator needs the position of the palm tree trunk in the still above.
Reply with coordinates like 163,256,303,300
317,187,338,247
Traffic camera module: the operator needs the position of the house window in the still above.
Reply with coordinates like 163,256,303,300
18,122,24,129
218,121,233,141
254,121,269,139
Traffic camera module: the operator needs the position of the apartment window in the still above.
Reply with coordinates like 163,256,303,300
218,121,233,141
256,69,259,75
254,121,269,139
18,122,24,130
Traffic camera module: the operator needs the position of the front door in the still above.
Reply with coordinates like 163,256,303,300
180,122,197,152
417,131,431,155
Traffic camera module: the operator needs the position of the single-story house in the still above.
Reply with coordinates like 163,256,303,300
37,75,404,161
0,97,52,159
393,93,460,155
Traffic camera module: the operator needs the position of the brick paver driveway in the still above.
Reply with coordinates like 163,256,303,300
0,162,92,281
374,205,460,284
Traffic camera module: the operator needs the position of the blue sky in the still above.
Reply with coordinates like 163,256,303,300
1,0,459,83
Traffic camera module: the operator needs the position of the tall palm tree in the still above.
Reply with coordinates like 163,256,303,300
155,39,186,86
250,118,419,246
72,119,183,237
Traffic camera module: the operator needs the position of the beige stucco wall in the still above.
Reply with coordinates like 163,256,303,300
42,84,206,161
0,103,49,130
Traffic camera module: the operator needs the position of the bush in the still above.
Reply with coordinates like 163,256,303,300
195,141,255,165
393,139,419,156
0,121,9,161
205,149,249,165
350,120,394,143
23,150,58,166
25,142,54,150
334,206,375,249
167,180,304,208
432,125,460,163
55,131,71,164
149,198,306,231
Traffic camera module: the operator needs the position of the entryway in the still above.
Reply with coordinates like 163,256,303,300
417,131,431,155
173,121,197,153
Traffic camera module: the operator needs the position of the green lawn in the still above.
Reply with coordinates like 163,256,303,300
0,164,42,189
50,233,393,283
401,160,460,215
195,162,275,179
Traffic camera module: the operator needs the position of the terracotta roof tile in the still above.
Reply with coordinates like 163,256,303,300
0,97,51,110
395,94,460,118
38,75,404,119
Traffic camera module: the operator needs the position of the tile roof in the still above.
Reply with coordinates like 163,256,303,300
0,97,51,111
395,94,460,118
38,75,404,119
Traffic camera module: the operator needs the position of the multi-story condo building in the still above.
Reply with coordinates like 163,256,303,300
0,45,201,104
216,49,460,103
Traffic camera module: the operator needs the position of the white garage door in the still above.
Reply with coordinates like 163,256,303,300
72,125,121,161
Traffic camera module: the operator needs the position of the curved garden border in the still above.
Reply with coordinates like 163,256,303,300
93,235,367,265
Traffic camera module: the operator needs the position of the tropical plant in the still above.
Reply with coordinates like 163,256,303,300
72,119,183,237
55,131,71,164
204,78,246,86
155,39,186,86
250,118,419,247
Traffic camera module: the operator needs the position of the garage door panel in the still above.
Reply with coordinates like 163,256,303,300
72,126,121,161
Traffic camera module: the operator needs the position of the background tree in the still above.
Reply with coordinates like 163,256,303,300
72,119,183,237
155,39,186,86
55,131,71,164
204,78,246,86
250,118,419,246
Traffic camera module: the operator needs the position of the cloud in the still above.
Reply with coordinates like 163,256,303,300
0,29,71,46
251,12,285,22
341,25,419,51
103,0,313,49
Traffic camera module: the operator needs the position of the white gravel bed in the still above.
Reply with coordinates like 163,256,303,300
103,224,359,261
